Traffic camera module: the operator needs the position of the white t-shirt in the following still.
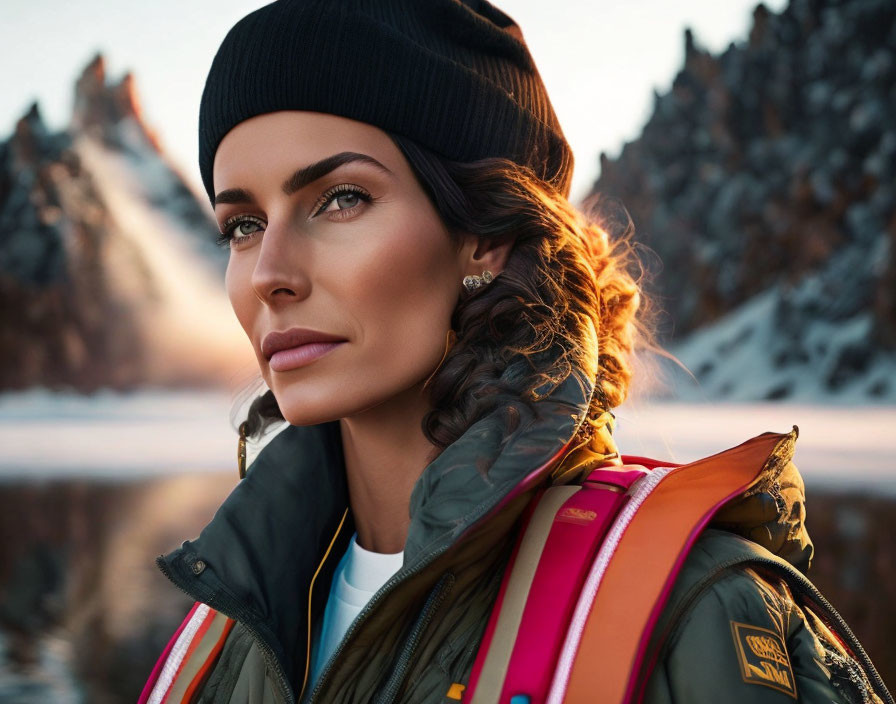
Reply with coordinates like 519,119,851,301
309,531,404,689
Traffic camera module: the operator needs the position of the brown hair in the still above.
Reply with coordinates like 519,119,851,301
234,133,657,456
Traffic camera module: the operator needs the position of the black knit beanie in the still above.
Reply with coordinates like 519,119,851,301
198,0,574,206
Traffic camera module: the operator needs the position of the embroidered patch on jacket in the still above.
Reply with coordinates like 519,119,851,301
730,621,797,698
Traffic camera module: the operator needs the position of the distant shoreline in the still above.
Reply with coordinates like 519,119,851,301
0,389,893,490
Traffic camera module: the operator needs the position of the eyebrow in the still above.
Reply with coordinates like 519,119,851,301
213,151,393,206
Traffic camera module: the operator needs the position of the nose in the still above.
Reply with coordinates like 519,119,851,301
250,219,312,306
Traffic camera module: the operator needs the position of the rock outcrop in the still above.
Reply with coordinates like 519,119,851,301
592,0,896,400
0,54,251,392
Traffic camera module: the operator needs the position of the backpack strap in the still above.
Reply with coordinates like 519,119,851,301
463,428,797,704
139,601,236,704
464,465,649,703
548,428,797,704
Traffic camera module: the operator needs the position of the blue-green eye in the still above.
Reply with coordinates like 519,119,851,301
313,184,373,218
216,215,265,248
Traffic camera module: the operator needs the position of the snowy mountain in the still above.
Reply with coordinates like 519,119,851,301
591,0,896,402
0,53,254,392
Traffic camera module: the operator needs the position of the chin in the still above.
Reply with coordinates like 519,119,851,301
271,385,343,426
269,376,370,426
266,355,429,425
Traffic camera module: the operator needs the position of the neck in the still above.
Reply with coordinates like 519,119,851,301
339,380,439,555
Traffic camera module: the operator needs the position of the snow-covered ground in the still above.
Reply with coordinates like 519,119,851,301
0,389,893,493
659,286,896,404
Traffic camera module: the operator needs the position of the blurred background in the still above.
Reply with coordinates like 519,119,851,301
1,0,894,701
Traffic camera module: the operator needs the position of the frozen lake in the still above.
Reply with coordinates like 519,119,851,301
0,388,893,493
0,391,893,702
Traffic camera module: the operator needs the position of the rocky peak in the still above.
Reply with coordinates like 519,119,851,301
9,102,69,171
592,0,896,400
69,52,163,154
0,53,243,392
748,3,772,48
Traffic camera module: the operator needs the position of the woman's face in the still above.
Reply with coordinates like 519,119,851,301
214,110,475,425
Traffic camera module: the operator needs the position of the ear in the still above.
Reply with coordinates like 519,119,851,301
458,232,515,277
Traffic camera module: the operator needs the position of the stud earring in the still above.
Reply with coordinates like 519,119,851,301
462,269,494,292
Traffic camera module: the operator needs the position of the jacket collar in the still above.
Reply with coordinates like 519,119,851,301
707,425,814,573
156,356,597,692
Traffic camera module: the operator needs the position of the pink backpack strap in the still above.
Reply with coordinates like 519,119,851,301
464,465,648,703
139,601,236,704
139,601,202,704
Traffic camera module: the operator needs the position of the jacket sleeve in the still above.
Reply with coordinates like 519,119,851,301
642,564,868,704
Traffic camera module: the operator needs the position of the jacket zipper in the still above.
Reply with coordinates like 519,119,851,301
304,541,453,703
636,553,894,704
372,572,456,704
297,507,351,701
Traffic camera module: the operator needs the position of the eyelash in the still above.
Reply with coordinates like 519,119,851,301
215,184,374,247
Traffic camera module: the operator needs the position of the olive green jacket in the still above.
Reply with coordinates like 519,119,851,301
151,364,892,703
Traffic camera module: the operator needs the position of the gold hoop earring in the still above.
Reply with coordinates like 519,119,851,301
462,269,494,292
237,421,248,479
422,328,457,390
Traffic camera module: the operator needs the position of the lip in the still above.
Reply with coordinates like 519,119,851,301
262,327,348,361
261,327,348,373
267,340,346,372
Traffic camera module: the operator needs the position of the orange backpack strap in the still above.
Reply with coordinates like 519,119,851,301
463,428,796,704
548,429,796,704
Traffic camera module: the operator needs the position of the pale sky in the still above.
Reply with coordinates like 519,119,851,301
3,0,786,207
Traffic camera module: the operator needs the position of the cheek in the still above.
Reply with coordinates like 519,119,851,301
337,212,458,372
225,258,257,340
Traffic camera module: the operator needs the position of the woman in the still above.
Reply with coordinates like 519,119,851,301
140,1,892,703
